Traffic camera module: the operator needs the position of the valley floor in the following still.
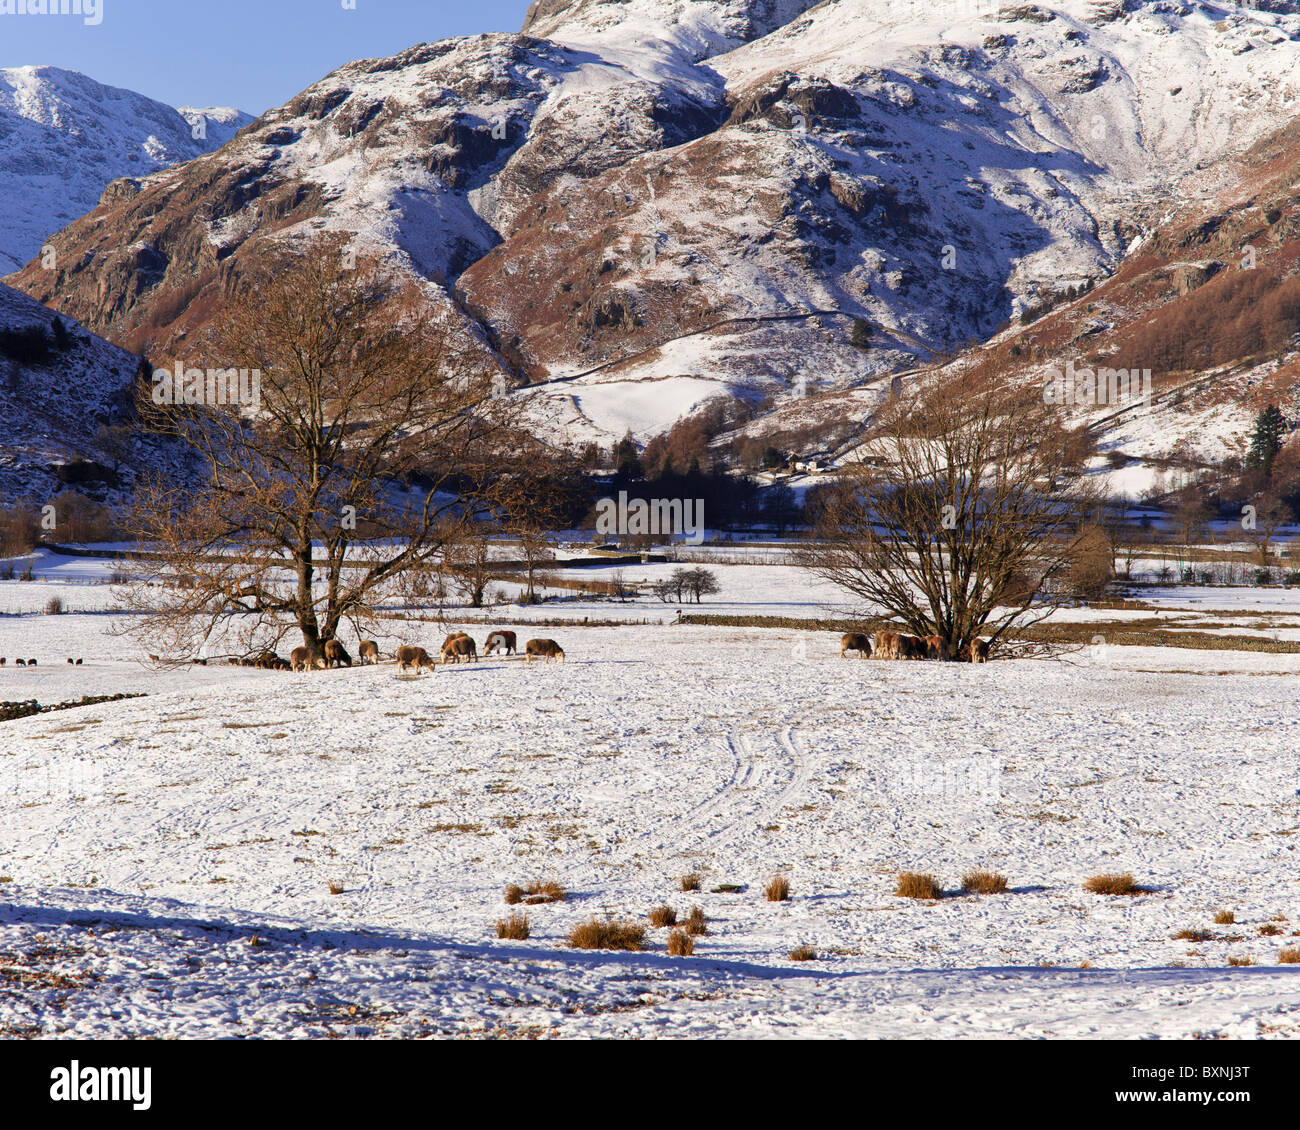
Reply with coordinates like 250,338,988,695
2,601,1299,1038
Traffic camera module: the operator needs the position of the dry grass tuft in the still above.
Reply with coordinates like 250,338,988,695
648,905,677,928
1279,946,1300,964
526,879,566,903
896,872,943,900
567,918,646,951
496,912,530,940
789,945,817,962
961,870,1008,895
1173,928,1212,942
1083,872,1142,896
1228,955,1255,967
667,930,695,956
507,879,564,905
680,873,702,892
1214,910,1235,925
1259,923,1284,937
327,881,345,896
765,875,791,902
683,905,708,936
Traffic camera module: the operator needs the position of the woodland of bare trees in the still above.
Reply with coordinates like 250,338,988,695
122,235,525,662
799,370,1102,658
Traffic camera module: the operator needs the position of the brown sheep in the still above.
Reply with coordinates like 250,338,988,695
396,645,435,675
290,646,326,672
323,639,353,668
441,636,477,664
484,630,517,656
840,632,872,659
253,652,285,670
923,635,950,661
15,658,25,667
873,632,925,660
0,658,6,666
970,638,990,663
872,631,900,660
442,632,470,650
524,638,565,663
358,640,380,665
899,635,926,660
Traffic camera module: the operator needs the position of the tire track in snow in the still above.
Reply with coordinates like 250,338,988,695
617,726,812,858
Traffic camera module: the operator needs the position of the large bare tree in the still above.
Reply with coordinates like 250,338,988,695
123,234,518,662
800,369,1101,658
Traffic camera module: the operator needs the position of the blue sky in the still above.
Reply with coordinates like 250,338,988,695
1,0,535,114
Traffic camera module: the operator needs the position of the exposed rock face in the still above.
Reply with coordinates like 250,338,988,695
0,282,174,506
8,1,1300,450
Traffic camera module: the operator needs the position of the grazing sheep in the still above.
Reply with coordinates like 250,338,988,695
970,638,990,663
840,632,872,659
358,640,380,665
484,630,517,656
899,635,926,660
873,631,924,660
524,638,565,663
12,658,21,667
75,659,82,666
27,659,36,667
67,658,74,664
396,645,436,675
323,639,353,668
290,646,327,672
0,658,5,666
923,635,950,661
441,635,477,664
252,652,285,670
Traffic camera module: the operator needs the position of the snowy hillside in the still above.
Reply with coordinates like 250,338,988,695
7,2,1300,451
0,282,172,507
0,66,251,273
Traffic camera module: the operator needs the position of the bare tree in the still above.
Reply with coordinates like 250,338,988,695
1171,483,1213,548
681,566,720,603
498,449,587,604
799,369,1101,658
652,576,678,603
1245,491,1291,565
120,234,516,662
444,524,500,608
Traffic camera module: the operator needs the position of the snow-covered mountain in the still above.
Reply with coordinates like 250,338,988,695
7,1,1300,452
0,66,252,273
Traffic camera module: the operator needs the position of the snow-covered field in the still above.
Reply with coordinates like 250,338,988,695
2,561,1300,1039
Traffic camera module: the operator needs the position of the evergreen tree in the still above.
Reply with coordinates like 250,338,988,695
1247,405,1286,476
612,430,642,479
850,318,873,350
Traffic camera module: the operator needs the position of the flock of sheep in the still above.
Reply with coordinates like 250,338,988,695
841,631,990,663
246,629,570,674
